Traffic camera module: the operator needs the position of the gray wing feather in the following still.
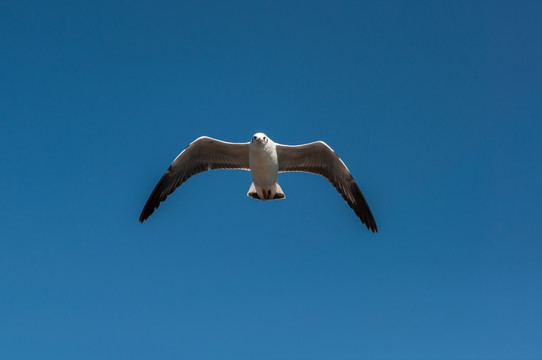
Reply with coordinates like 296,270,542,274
139,137,249,222
276,142,377,232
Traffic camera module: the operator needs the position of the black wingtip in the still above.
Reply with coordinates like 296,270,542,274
139,169,173,224
366,214,378,233
138,202,157,223
360,218,377,233
138,212,148,224
139,195,160,223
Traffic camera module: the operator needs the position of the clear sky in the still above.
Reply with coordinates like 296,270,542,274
2,1,541,359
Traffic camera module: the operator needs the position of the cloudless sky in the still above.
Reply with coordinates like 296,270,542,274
2,1,542,359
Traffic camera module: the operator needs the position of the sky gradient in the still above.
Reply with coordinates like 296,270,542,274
2,1,542,359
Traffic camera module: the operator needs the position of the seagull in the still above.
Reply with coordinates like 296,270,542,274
139,133,377,232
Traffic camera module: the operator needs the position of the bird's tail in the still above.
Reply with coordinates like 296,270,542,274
247,183,286,200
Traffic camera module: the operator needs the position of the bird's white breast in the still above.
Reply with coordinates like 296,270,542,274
249,141,278,187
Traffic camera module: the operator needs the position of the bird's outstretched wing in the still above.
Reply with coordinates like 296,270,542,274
139,137,249,223
276,141,377,232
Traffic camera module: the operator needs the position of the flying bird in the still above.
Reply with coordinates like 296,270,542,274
139,133,377,232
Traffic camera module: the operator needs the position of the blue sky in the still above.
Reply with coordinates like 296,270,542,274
1,1,541,359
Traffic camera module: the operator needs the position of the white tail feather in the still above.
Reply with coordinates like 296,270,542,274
247,182,286,200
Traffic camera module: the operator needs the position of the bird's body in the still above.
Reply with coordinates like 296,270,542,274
248,133,284,200
139,132,378,232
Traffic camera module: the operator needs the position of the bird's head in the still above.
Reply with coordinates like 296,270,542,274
251,132,269,145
